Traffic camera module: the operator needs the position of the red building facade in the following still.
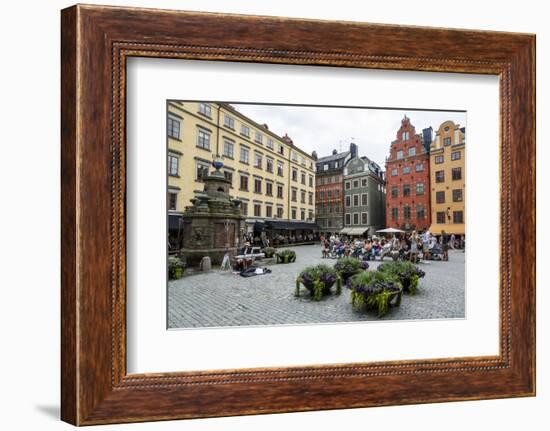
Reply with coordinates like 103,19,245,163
385,116,431,231
315,144,354,235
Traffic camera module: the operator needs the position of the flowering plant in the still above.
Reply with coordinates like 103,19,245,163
296,264,341,301
276,249,297,263
333,257,368,283
346,270,402,316
377,261,425,294
168,256,185,280
263,247,276,258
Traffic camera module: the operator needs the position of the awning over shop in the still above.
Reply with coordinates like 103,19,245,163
340,227,369,236
265,220,319,231
428,224,465,235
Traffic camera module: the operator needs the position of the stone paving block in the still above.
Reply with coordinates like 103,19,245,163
168,245,465,328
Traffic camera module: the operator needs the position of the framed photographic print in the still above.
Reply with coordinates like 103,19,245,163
61,4,536,425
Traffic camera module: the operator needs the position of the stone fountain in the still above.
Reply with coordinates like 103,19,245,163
180,159,245,267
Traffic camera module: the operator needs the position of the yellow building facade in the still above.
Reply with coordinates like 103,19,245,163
167,101,316,235
428,120,466,236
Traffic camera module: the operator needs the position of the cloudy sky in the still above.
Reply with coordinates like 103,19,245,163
231,103,466,168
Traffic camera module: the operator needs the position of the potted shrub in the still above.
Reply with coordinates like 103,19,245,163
263,246,276,258
333,257,368,284
168,256,185,280
346,271,402,316
295,264,341,300
275,249,296,264
377,261,425,294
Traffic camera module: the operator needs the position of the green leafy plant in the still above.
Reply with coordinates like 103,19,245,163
377,261,425,294
263,247,276,258
295,264,341,301
333,257,368,283
276,249,296,264
347,270,402,316
168,256,185,280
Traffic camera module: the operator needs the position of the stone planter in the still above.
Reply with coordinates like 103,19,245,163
263,247,276,258
276,251,296,264
295,265,341,301
347,271,403,316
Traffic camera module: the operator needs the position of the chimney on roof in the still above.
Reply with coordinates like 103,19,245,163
312,150,318,160
332,149,338,155
350,142,358,158
282,133,293,145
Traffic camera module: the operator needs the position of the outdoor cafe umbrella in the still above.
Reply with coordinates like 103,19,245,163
376,227,406,233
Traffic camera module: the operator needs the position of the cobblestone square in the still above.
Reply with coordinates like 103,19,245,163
168,244,465,328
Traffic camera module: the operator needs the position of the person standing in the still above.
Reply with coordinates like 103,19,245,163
410,231,419,263
441,230,449,261
421,230,430,261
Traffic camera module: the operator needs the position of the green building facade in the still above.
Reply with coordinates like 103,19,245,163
342,156,386,237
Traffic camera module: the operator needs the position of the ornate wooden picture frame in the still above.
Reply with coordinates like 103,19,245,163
61,4,535,425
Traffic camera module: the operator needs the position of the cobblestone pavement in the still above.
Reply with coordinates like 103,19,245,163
168,245,465,329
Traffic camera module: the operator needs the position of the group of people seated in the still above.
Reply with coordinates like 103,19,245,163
321,230,458,262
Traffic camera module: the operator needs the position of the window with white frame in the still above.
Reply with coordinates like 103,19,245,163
167,116,180,139
345,213,351,225
224,115,235,129
361,212,368,225
167,153,179,176
254,152,262,168
197,128,211,150
353,213,359,225
241,124,250,137
255,131,263,144
402,131,410,140
240,147,249,164
223,139,234,158
198,103,211,117
168,190,178,211
277,161,284,176
396,150,404,159
408,147,416,156
266,138,274,149
361,193,367,206
196,162,209,180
